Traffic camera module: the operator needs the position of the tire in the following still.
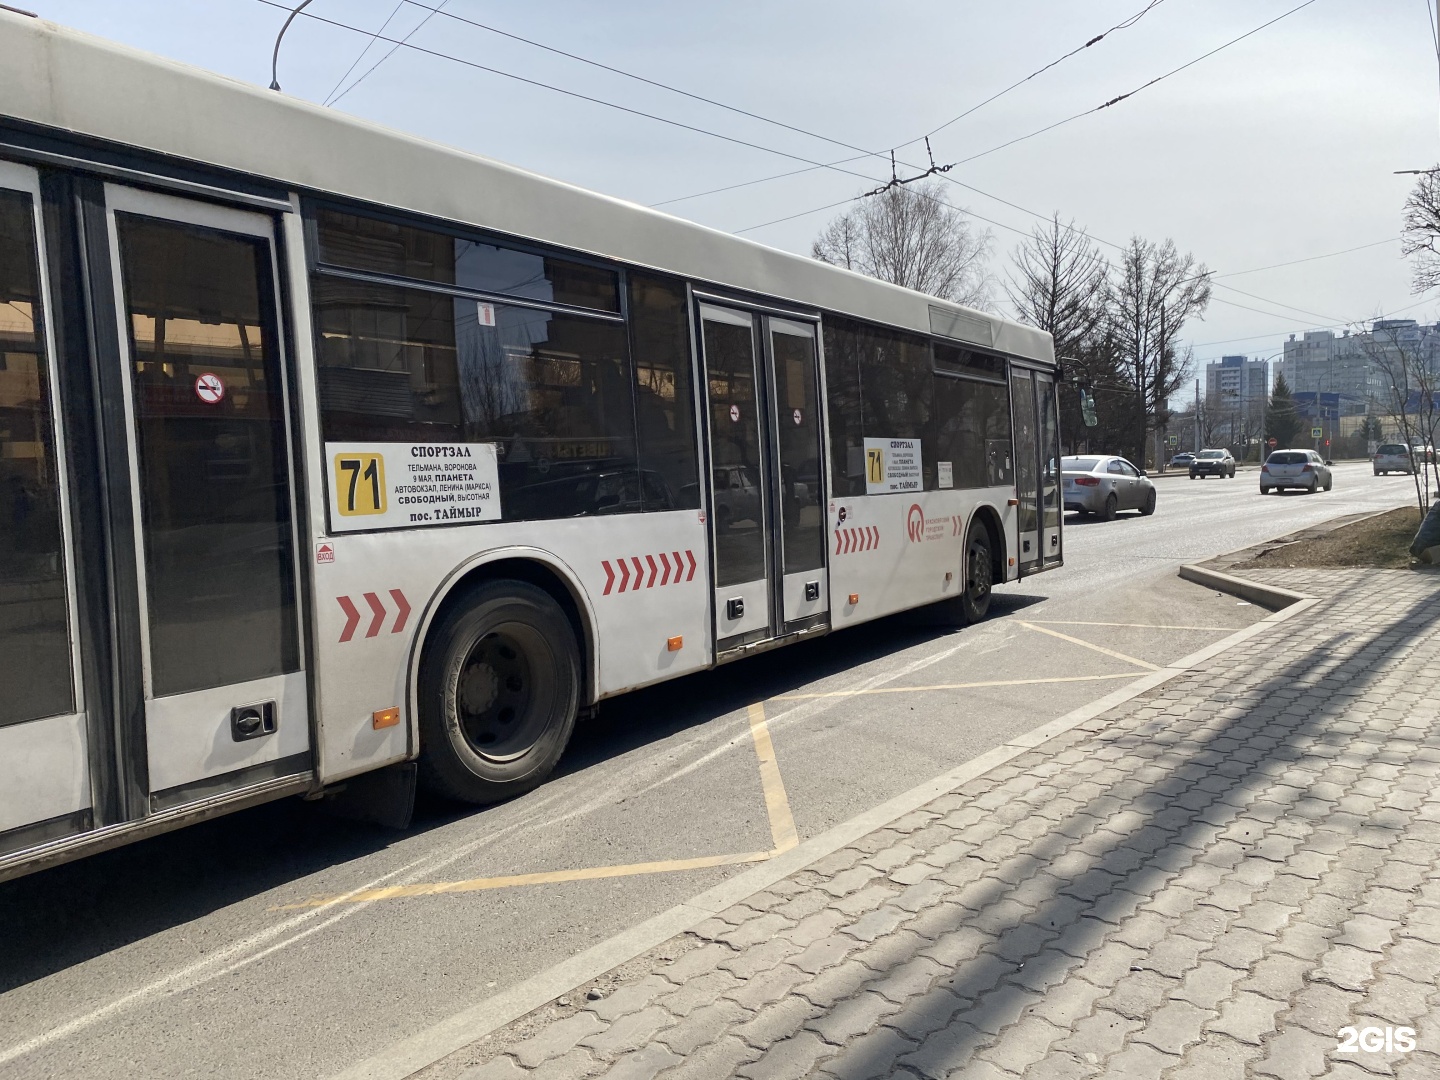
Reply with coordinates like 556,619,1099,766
417,580,580,805
1101,492,1118,521
958,521,995,624
1140,489,1157,516
1189,473,1196,480
1259,486,1270,495
1323,476,1333,492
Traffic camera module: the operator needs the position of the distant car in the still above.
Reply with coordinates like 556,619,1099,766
1190,448,1236,479
1169,452,1197,468
1061,455,1156,520
1260,449,1332,494
1374,443,1414,475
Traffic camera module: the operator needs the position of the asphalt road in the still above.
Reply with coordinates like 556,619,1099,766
0,461,1414,1080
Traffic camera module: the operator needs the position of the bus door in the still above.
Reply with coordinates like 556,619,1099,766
1011,367,1040,573
1036,371,1062,567
101,186,311,814
698,304,828,653
1010,366,1062,576
0,161,92,856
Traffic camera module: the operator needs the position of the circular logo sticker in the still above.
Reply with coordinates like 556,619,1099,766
729,404,741,423
194,373,225,405
792,408,803,426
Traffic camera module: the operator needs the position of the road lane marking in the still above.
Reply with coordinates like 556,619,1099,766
272,701,801,910
774,672,1142,699
748,702,798,853
1027,620,1245,632
1016,621,1161,670
272,851,774,908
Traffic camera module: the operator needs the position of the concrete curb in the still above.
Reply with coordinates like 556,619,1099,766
326,593,1320,1080
1177,563,1311,611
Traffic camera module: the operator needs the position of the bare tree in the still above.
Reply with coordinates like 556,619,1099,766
1109,237,1212,466
1006,214,1128,453
813,179,992,308
1356,322,1440,513
1402,169,1440,295
1006,214,1110,357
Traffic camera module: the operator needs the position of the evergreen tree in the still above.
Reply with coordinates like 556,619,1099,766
1266,373,1302,449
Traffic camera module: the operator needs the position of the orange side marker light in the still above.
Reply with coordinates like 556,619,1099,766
667,635,683,652
372,707,401,730
847,593,860,606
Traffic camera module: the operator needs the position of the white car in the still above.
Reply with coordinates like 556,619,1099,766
1260,449,1332,494
1373,443,1415,475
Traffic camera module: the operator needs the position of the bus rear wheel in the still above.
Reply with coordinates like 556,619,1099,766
418,580,579,805
960,522,994,624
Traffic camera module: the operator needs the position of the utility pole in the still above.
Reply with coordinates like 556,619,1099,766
1194,379,1201,452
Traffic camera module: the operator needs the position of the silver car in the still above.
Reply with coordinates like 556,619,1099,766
1260,449,1332,494
1061,455,1157,520
1373,443,1417,475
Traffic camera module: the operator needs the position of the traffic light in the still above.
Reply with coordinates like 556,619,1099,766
1079,387,1098,427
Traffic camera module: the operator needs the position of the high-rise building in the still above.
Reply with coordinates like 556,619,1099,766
1276,320,1440,417
1204,354,1269,408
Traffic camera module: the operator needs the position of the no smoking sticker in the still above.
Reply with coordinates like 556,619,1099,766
194,372,225,405
792,408,803,425
729,404,741,423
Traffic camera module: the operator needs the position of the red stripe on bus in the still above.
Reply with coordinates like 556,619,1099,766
364,592,387,638
337,595,361,642
602,560,616,595
389,589,411,634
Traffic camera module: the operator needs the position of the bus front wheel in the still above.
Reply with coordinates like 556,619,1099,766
418,580,580,805
960,523,994,624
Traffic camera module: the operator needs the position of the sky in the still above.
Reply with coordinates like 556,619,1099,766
23,0,1440,381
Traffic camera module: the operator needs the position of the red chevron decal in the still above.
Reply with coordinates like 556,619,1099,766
337,595,361,643
599,550,699,596
833,526,880,555
390,589,411,634
336,589,411,642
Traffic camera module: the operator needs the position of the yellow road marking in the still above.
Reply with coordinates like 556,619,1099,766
1028,620,1245,632
1016,621,1160,670
774,672,1142,699
272,851,773,910
748,702,798,853
275,701,800,910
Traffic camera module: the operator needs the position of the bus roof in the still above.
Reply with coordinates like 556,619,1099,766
0,10,1053,364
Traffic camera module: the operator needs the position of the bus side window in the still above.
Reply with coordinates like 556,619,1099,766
627,272,700,511
931,374,1013,489
0,188,74,726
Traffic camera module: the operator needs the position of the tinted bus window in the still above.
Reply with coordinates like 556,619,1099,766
931,375,1014,488
822,316,935,495
314,276,639,520
315,207,619,313
627,273,699,510
0,189,73,726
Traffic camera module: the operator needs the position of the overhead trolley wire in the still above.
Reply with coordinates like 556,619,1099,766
326,0,453,107
251,0,892,188
652,0,1172,208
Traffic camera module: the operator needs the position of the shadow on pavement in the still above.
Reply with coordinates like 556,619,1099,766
750,583,1440,1077
0,589,1052,995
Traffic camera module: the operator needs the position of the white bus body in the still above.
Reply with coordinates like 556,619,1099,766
0,11,1062,881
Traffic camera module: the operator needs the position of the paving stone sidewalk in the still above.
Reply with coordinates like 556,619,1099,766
433,568,1440,1080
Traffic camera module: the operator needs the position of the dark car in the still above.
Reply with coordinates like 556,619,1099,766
1189,448,1236,479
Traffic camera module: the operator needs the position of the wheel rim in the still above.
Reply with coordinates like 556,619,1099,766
968,539,992,604
455,624,552,763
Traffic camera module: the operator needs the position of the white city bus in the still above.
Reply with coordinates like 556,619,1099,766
0,12,1062,881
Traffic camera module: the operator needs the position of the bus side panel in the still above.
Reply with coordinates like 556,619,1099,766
309,511,710,785
827,488,1014,629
